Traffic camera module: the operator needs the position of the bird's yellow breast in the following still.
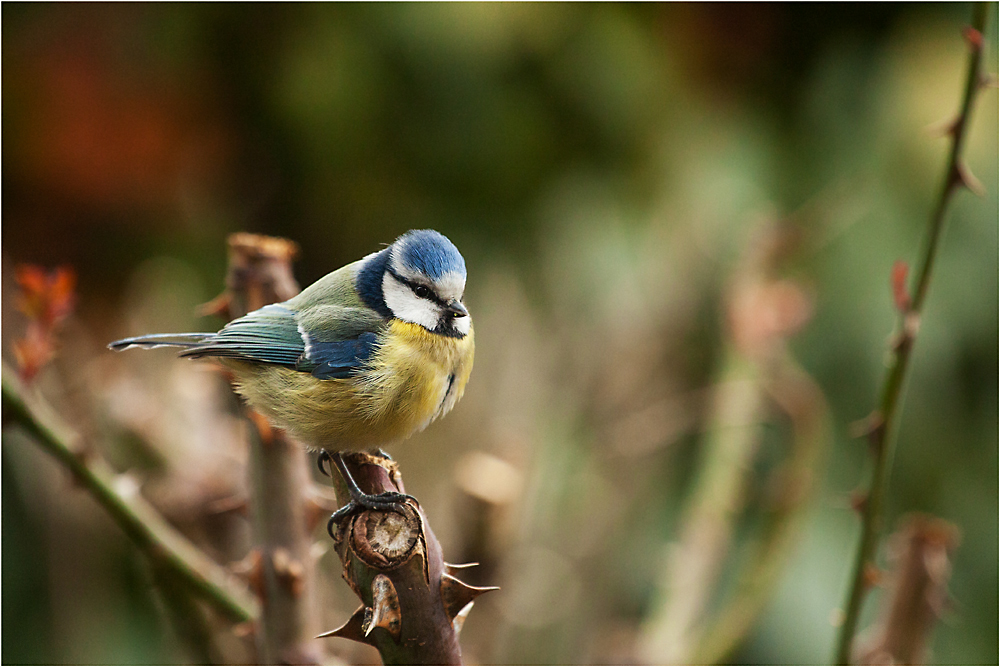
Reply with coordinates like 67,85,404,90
230,319,474,450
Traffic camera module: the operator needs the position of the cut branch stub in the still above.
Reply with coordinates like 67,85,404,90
321,451,497,665
349,505,422,571
857,514,960,665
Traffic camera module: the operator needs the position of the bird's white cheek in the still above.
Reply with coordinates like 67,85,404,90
382,274,439,330
451,314,471,336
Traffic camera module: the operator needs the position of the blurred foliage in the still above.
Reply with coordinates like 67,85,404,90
2,3,996,665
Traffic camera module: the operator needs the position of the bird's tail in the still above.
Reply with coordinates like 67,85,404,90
108,333,214,352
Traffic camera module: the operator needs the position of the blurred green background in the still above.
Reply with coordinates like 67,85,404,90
2,3,997,665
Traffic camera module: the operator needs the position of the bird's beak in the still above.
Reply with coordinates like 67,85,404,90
445,300,468,317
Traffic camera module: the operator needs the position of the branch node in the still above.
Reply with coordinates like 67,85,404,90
962,25,983,50
902,312,921,341
272,547,305,597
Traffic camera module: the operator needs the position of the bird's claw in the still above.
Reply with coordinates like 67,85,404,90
325,491,418,539
317,450,333,477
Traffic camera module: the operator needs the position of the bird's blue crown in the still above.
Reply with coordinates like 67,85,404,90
396,229,466,280
356,229,465,318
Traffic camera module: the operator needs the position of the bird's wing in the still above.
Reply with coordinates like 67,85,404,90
295,304,387,379
180,303,387,379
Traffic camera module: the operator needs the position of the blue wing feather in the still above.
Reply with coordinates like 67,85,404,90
178,303,380,378
180,304,304,366
303,332,379,379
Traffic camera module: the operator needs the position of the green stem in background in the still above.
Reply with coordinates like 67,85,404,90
1,363,257,625
834,4,991,663
695,355,830,665
639,346,768,665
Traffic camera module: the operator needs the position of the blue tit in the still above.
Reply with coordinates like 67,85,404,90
110,229,474,522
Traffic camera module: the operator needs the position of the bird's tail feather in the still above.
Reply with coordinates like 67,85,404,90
108,333,214,351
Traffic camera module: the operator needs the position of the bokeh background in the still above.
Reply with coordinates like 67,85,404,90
3,3,997,665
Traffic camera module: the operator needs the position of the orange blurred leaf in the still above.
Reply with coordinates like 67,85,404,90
13,264,76,382
15,264,76,328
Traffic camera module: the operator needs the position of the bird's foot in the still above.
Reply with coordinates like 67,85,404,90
327,490,418,539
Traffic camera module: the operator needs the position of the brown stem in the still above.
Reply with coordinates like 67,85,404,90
320,452,496,665
214,232,323,664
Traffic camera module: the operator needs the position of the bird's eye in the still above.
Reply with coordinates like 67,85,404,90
413,285,431,299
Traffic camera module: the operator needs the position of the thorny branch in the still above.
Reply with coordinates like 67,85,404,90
835,4,992,663
206,232,324,664
320,452,497,665
1,363,258,625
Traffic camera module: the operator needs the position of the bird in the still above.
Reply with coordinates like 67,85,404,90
109,229,474,529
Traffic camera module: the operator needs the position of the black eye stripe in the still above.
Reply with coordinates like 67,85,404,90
388,268,446,306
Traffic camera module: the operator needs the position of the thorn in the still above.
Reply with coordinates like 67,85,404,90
925,115,959,138
891,260,911,313
272,548,305,597
247,410,273,445
863,562,884,589
452,601,475,637
317,606,375,646
981,73,998,89
962,26,983,50
440,573,499,621
367,574,401,642
205,494,248,517
233,621,256,639
850,491,869,515
316,450,333,478
231,549,265,598
955,161,985,197
849,411,886,457
444,562,480,575
197,292,233,319
848,411,884,440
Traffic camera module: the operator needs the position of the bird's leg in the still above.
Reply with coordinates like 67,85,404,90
326,451,417,538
